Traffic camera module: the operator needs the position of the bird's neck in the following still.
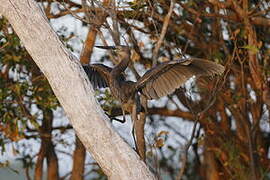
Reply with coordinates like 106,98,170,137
111,54,130,76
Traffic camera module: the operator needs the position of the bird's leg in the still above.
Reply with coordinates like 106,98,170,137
130,103,138,152
121,107,126,123
132,103,146,161
135,93,141,113
131,120,137,151
131,105,139,155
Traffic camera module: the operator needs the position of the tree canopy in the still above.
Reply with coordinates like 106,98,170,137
1,0,270,179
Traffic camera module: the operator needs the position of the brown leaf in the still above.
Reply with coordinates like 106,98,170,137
157,130,169,137
155,138,164,148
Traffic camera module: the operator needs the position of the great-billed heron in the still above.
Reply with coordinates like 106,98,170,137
83,45,225,160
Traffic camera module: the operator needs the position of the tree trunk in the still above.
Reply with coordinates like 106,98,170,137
35,108,59,180
71,136,86,180
0,1,155,179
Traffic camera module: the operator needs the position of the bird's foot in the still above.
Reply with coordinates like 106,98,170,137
110,117,126,123
105,113,126,123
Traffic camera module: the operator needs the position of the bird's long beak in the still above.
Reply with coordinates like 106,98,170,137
95,46,116,50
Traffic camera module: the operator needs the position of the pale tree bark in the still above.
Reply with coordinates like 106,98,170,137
0,1,155,179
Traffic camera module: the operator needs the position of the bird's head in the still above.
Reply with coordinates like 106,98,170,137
95,45,131,62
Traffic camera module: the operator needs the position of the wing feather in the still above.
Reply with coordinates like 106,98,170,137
83,64,126,89
93,73,98,88
164,72,174,87
154,75,167,96
136,58,224,99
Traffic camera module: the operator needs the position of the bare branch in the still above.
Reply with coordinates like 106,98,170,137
152,0,175,66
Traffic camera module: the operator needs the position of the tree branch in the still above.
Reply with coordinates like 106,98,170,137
152,0,175,66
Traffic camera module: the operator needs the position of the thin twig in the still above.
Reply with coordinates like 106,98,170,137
176,63,227,179
81,0,91,22
152,0,175,66
176,120,198,180
110,0,121,45
57,0,90,24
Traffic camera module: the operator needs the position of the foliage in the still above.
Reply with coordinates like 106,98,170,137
1,0,270,179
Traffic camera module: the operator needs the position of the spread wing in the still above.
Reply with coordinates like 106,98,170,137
83,64,125,89
136,58,224,99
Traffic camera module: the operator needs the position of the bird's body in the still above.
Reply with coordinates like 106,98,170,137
109,76,135,104
83,46,138,113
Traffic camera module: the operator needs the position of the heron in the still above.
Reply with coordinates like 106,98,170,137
82,45,225,160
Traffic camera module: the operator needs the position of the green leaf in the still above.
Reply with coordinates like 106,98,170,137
241,45,259,54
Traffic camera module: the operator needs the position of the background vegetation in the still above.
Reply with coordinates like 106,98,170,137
1,0,270,179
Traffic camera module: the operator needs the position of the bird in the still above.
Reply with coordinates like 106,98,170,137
82,45,225,160
83,45,224,109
